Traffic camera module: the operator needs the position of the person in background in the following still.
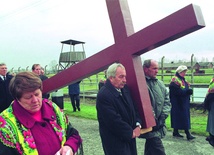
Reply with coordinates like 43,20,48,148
32,64,50,99
41,67,45,75
169,65,196,140
68,81,81,112
0,63,14,113
140,59,171,155
96,63,142,155
98,70,107,90
203,77,214,147
0,71,82,155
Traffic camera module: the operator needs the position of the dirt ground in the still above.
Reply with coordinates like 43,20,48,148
68,116,214,155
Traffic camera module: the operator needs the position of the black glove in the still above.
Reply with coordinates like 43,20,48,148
152,118,158,131
186,89,193,95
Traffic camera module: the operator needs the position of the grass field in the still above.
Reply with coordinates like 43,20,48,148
63,98,209,137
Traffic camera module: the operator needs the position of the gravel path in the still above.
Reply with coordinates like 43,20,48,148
68,116,214,155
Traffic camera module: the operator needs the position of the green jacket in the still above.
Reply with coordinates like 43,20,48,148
141,76,171,139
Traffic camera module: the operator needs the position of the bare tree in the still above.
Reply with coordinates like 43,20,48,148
49,60,58,73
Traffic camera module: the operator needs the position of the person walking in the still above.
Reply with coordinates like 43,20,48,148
68,81,81,112
169,65,196,140
98,70,107,90
0,63,14,113
96,63,142,155
203,77,214,147
140,59,171,155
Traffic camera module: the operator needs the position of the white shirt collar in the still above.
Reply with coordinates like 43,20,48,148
0,75,5,80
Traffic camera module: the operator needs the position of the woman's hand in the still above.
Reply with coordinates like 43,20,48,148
55,146,74,155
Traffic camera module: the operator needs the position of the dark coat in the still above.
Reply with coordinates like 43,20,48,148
40,75,50,99
0,73,14,113
169,73,192,130
204,92,214,135
68,81,81,95
96,79,141,155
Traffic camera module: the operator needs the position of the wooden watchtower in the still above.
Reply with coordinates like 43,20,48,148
58,39,86,72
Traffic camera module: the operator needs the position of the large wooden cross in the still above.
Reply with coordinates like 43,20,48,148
43,0,205,128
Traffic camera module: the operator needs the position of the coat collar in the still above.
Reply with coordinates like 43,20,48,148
145,76,158,81
175,72,185,80
105,79,128,97
105,79,120,97
12,99,56,128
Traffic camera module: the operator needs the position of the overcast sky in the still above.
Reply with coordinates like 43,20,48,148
0,0,213,70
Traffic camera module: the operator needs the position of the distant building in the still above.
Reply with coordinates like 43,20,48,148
158,62,213,74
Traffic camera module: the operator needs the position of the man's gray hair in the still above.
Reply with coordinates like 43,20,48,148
143,59,152,68
106,63,125,79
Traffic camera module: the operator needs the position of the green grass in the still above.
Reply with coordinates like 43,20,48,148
62,99,209,137
165,110,208,136
63,99,97,120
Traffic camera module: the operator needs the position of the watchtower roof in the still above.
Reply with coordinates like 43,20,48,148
61,39,85,45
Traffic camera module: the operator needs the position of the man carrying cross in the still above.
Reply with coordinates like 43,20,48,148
96,63,142,155
140,59,171,155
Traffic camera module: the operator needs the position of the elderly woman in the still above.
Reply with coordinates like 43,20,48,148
204,78,214,147
0,72,82,155
169,65,195,140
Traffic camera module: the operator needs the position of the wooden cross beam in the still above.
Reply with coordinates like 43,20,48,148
43,0,205,128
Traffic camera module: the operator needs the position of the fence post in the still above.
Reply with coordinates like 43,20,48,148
161,56,165,81
82,80,85,103
191,54,194,102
